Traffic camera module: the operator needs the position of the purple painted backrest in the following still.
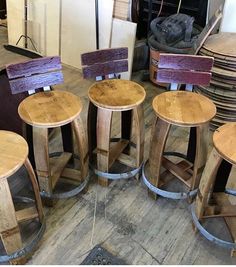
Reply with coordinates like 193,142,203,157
81,47,128,80
6,56,64,95
157,53,214,87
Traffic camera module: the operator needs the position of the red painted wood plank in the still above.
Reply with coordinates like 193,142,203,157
82,60,128,79
159,53,214,71
9,71,64,94
81,47,128,65
6,56,62,79
157,69,212,86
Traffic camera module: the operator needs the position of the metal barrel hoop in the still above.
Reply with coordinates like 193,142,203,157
142,160,198,200
225,188,236,196
91,137,141,180
93,163,143,180
40,171,90,199
191,204,236,249
0,196,46,263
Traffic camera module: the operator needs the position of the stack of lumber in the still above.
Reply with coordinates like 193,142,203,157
195,33,236,130
113,0,130,20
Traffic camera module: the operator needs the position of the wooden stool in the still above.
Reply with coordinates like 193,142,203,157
6,57,89,205
192,123,236,253
142,91,216,200
18,90,89,203
88,79,146,186
0,131,45,264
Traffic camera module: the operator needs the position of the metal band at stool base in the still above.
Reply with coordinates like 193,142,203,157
191,204,236,249
93,164,142,180
40,172,90,199
0,197,46,263
142,160,198,200
225,188,236,196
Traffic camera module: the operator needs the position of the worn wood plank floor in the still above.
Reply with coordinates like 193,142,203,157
1,26,236,265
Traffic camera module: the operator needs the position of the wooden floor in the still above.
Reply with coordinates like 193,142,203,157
1,26,236,265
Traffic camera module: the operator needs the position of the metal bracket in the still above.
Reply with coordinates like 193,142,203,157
191,204,236,249
142,160,197,200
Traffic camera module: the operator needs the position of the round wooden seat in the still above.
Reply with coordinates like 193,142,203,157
192,122,236,253
0,131,45,264
213,123,236,165
18,91,82,127
152,91,216,126
88,79,146,111
0,131,28,179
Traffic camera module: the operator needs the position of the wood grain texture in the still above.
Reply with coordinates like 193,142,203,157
193,6,223,54
81,47,128,65
111,19,137,80
2,28,236,263
152,91,216,126
60,0,96,69
159,54,214,71
98,0,114,49
0,179,23,264
82,60,128,79
88,79,146,111
6,56,61,78
157,69,212,86
0,131,28,179
97,108,113,186
18,91,82,127
213,123,236,165
9,71,64,94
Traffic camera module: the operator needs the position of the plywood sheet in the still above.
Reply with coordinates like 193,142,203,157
98,0,114,49
220,0,236,33
110,18,137,80
6,0,24,47
61,0,97,69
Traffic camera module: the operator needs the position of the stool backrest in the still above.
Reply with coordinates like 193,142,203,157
81,47,128,81
156,53,214,91
6,56,64,95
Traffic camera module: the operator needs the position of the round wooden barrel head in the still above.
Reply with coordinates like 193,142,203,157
88,79,146,111
203,33,236,57
0,131,28,179
18,91,82,127
213,123,236,165
152,91,216,126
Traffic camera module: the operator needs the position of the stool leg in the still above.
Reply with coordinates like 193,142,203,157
33,127,52,206
72,117,89,182
195,148,223,220
24,158,44,222
148,117,171,200
97,108,113,187
0,179,25,264
133,104,145,180
191,124,209,193
88,102,98,160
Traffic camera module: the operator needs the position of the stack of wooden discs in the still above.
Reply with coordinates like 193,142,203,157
195,33,236,130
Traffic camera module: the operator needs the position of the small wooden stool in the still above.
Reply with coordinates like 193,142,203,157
0,131,45,264
18,90,89,203
142,91,216,200
192,123,236,253
88,79,146,186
